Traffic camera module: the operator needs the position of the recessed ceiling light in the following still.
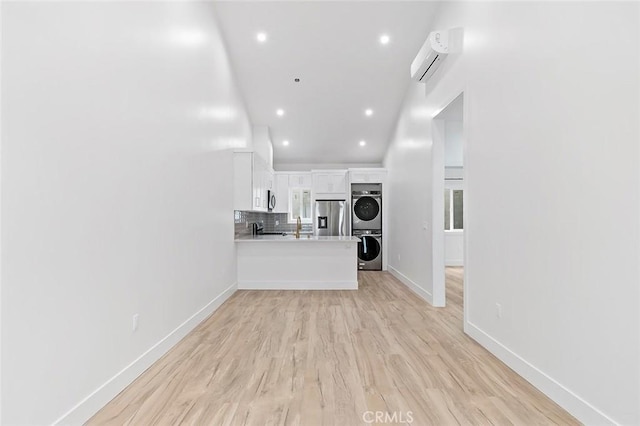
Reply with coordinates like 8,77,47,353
282,140,290,146
359,140,366,147
379,34,390,45
256,32,267,43
365,109,373,117
276,108,285,116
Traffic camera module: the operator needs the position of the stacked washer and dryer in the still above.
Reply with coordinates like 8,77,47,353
352,183,382,271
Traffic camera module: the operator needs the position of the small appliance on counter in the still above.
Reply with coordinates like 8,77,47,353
314,200,347,236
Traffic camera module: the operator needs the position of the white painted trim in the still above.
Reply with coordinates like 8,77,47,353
461,87,470,343
464,321,617,426
52,283,238,425
431,116,446,307
237,280,357,290
0,2,4,419
388,265,434,305
445,260,464,267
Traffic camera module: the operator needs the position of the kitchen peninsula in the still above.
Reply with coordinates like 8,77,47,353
235,234,360,289
232,144,386,290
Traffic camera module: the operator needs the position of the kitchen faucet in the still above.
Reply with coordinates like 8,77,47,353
295,216,301,239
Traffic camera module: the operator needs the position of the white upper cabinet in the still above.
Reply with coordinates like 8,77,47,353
288,173,312,188
233,125,275,212
258,156,274,210
233,151,273,212
238,165,385,211
274,172,290,214
348,168,387,184
273,172,311,214
312,170,348,199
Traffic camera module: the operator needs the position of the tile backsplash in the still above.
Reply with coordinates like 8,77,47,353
235,211,313,238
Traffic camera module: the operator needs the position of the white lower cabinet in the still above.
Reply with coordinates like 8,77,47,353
236,238,359,290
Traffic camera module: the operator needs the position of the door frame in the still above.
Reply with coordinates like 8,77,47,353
431,90,467,311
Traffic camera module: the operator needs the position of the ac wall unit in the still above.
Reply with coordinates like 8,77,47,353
410,30,449,83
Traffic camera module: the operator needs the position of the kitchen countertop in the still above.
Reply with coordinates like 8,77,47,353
235,235,360,243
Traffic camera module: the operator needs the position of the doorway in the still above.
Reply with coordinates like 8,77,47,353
432,93,465,308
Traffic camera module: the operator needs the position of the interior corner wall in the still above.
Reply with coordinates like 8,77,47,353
1,2,251,424
384,2,639,424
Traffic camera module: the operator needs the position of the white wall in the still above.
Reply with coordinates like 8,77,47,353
1,2,251,424
384,2,639,424
444,120,463,168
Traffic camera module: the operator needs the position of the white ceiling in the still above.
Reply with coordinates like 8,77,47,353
214,2,440,165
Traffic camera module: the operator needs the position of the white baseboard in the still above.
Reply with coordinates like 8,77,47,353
52,282,238,425
445,259,464,266
387,265,434,305
464,321,617,426
238,280,357,290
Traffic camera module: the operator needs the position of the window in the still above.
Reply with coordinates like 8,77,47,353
444,189,463,230
289,188,312,223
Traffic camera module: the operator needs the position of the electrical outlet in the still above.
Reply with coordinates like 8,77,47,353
275,220,279,226
495,303,502,319
132,314,139,332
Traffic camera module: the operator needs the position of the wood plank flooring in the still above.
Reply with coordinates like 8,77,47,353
88,268,579,425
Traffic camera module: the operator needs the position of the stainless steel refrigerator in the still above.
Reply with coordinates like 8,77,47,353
314,200,347,236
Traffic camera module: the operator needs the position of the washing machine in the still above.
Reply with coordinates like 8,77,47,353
353,230,382,271
352,186,382,230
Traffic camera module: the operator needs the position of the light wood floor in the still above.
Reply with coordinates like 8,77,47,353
88,268,579,425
